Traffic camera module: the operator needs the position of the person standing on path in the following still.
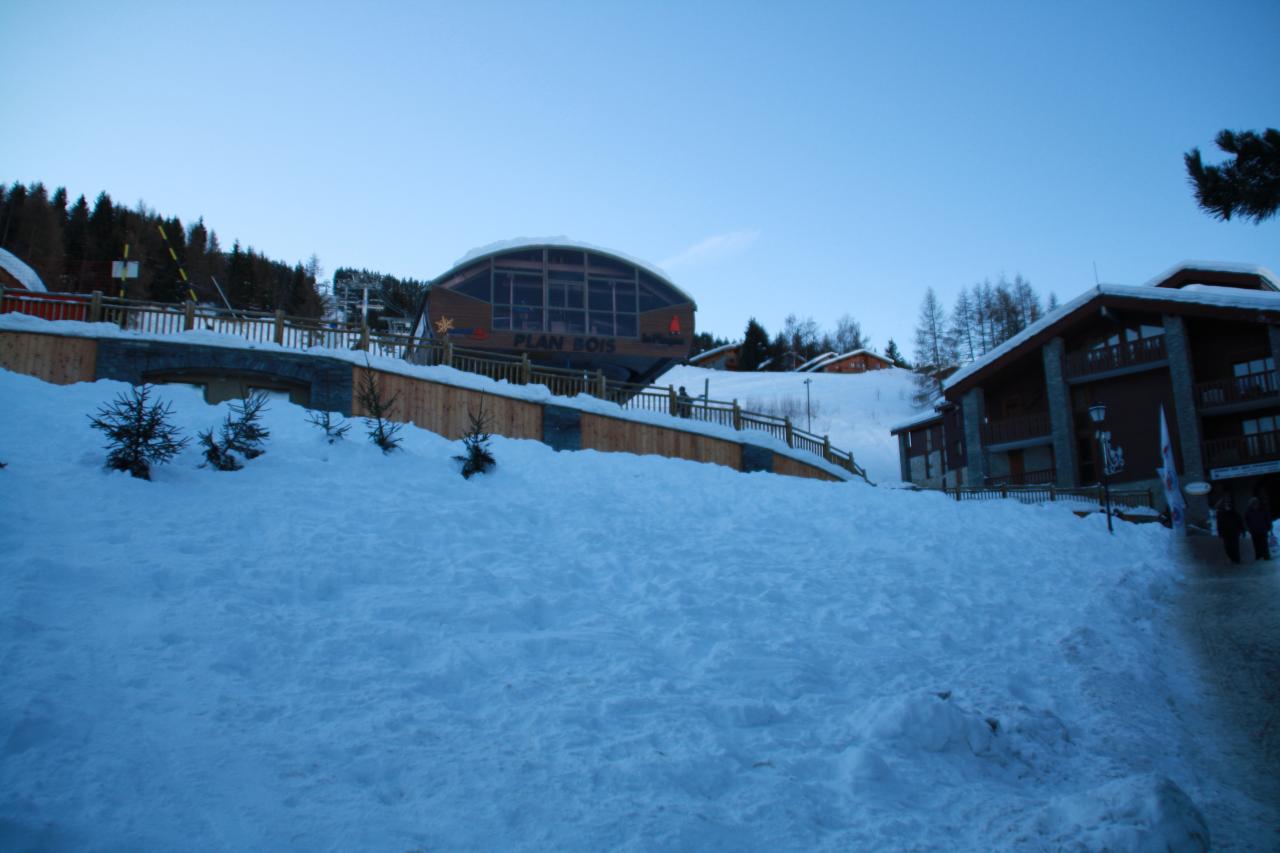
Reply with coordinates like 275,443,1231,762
1216,497,1245,564
1244,497,1272,561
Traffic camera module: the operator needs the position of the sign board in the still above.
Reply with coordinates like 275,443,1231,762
1184,481,1211,496
111,260,139,279
1209,459,1280,481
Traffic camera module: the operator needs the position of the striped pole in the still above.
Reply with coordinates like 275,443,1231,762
156,223,198,302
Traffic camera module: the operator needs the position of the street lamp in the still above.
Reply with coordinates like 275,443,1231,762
1089,403,1113,534
803,378,813,432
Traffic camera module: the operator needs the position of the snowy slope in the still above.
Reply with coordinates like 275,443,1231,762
656,365,920,482
0,368,1270,850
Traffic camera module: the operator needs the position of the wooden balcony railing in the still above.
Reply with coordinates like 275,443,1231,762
984,467,1056,487
1064,335,1166,379
980,412,1052,446
1195,372,1280,410
1203,430,1280,469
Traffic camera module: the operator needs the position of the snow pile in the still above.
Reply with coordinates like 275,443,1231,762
0,368,1269,850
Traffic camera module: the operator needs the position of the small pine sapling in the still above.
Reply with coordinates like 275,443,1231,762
454,405,496,479
87,384,189,480
358,364,403,453
225,391,270,458
198,426,243,471
306,409,351,443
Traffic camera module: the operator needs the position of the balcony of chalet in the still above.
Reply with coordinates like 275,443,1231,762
1203,430,1280,471
1064,335,1167,381
980,411,1052,449
1194,371,1280,414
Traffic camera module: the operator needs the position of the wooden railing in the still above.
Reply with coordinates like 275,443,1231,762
984,467,1056,487
1,288,869,481
1064,335,1166,379
1203,430,1280,469
944,483,1154,509
980,411,1052,446
1195,372,1280,410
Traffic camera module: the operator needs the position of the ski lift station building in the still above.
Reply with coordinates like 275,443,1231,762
412,240,696,387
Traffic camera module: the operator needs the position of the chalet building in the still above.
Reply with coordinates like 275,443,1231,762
0,248,47,292
689,341,741,370
892,263,1280,524
811,349,894,374
411,240,696,386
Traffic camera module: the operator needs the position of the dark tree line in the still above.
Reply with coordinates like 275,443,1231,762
0,180,324,317
911,273,1054,403
693,314,905,372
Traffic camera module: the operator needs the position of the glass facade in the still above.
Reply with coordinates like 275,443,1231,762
472,249,675,336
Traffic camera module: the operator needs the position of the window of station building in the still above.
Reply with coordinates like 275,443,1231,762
547,248,585,267
494,249,543,265
548,271,586,334
492,270,544,331
454,268,490,301
587,277,638,337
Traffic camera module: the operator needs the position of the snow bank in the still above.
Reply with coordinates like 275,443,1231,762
0,368,1266,849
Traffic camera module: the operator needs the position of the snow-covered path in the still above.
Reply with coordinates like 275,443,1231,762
1174,540,1280,849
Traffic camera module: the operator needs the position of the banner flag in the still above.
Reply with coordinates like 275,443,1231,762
1158,407,1186,532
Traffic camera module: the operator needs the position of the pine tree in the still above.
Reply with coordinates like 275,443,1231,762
453,406,496,478
739,318,771,371
913,288,952,405
884,338,908,368
306,409,350,443
87,384,189,480
225,391,270,458
358,364,403,452
1185,128,1280,223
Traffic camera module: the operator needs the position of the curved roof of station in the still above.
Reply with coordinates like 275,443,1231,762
437,237,697,309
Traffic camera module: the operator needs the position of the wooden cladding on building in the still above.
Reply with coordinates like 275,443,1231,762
0,331,96,384
352,367,543,441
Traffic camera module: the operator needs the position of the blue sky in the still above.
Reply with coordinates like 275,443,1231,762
2,1,1277,354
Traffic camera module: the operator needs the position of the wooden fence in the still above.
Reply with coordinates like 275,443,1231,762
942,482,1154,509
1,288,870,481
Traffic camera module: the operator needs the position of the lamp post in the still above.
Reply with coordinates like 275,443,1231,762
1089,403,1113,534
803,378,813,432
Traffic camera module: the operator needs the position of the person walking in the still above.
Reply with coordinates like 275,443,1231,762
1244,497,1272,561
1216,496,1245,564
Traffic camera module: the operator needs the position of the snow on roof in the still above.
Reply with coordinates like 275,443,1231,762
796,352,838,372
447,237,696,307
890,408,944,433
943,282,1280,392
1142,260,1280,290
822,348,891,366
689,341,741,363
0,248,46,292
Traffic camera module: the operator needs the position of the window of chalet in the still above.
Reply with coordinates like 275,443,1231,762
1087,323,1164,351
1233,355,1276,398
1242,414,1280,458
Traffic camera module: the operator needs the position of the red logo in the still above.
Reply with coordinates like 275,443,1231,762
669,316,681,335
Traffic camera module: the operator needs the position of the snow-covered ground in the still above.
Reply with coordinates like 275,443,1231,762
656,365,920,483
1,367,1273,850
